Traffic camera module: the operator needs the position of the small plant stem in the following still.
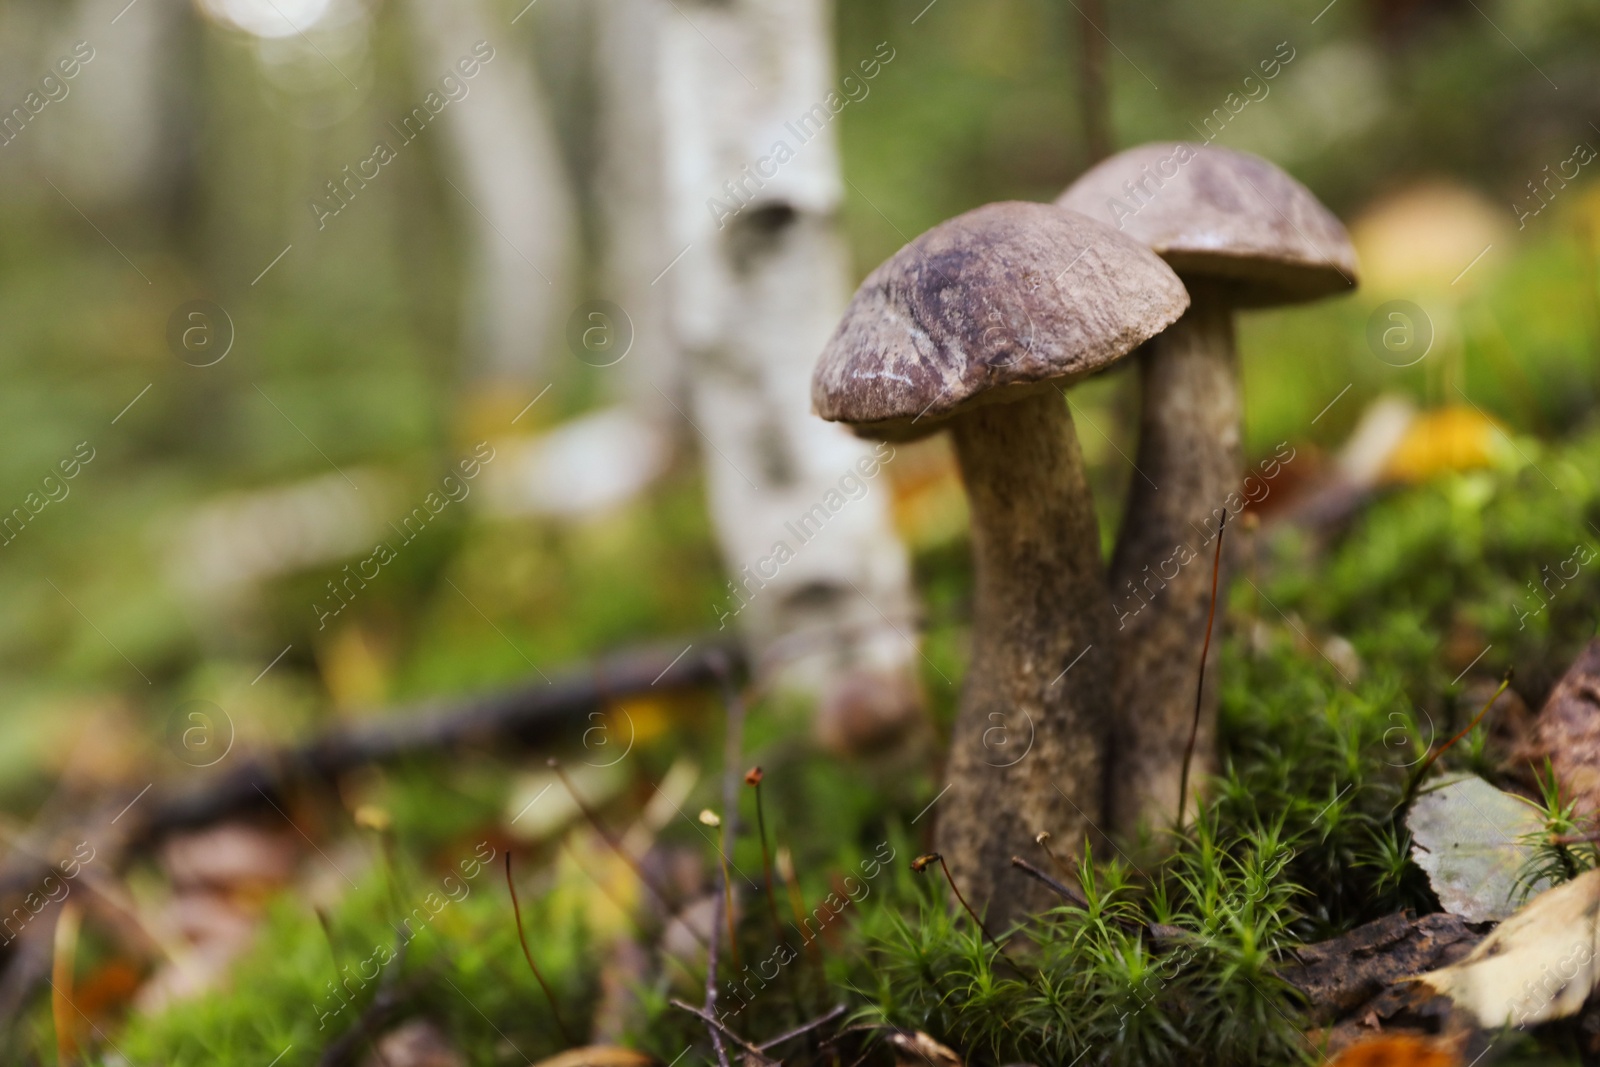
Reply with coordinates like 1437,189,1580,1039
505,852,577,1047
1033,830,1076,883
913,853,1002,952
712,656,745,975
717,822,740,973
748,768,786,946
1178,510,1227,829
777,845,828,1006
1402,668,1515,807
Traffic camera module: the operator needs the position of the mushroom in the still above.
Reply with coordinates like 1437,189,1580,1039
811,201,1188,923
1056,143,1359,833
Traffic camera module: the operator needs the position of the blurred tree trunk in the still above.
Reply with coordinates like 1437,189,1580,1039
37,0,193,220
600,0,924,722
594,0,681,411
404,0,575,386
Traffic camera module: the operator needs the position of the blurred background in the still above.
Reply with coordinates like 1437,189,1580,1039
4,0,1598,755
4,0,1600,1058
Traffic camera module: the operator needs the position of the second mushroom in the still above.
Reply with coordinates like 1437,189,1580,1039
1058,143,1360,835
811,200,1188,925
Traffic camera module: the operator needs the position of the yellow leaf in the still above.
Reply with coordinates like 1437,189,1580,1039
1379,406,1505,484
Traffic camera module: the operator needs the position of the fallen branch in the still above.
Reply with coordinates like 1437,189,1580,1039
144,638,739,841
0,638,739,1029
668,999,775,1065
758,1004,848,1051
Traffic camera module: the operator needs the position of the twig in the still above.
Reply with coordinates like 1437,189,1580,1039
1178,510,1227,828
505,851,576,1046
1402,667,1515,808
669,999,775,1065
138,638,740,844
701,649,749,1067
1010,856,1187,946
1009,856,1090,910
702,881,731,1067
758,1004,848,1051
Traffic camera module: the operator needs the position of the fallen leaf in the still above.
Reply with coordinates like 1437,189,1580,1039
1406,775,1550,922
1518,637,1600,819
1379,406,1506,484
888,1030,962,1067
1328,1034,1459,1067
528,1046,657,1067
1417,867,1600,1028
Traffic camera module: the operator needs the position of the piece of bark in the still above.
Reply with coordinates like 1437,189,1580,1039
1281,911,1482,1024
1517,637,1600,818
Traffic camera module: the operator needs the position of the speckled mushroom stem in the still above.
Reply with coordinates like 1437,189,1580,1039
1107,292,1242,835
938,390,1118,928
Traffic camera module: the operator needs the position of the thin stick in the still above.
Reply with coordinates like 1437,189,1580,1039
699,887,731,1067
1402,668,1515,807
758,1004,848,1051
1009,855,1091,911
505,852,576,1046
1178,509,1227,828
1009,855,1182,946
670,999,774,1065
912,853,1002,951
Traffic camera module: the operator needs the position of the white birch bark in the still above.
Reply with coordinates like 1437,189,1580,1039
34,0,182,210
613,0,922,723
404,0,575,384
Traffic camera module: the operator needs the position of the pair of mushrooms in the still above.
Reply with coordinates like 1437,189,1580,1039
811,143,1358,925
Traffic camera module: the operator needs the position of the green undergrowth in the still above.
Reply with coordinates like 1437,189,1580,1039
80,431,1600,1067
95,847,594,1067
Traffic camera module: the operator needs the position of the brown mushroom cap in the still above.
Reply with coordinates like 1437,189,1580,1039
1056,143,1359,306
811,201,1189,438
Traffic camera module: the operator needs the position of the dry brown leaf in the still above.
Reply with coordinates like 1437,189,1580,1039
1327,1034,1460,1067
888,1030,962,1067
1519,637,1600,819
527,1046,657,1067
1416,867,1600,1028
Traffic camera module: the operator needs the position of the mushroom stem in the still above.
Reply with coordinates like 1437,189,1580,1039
1107,295,1242,834
939,390,1116,927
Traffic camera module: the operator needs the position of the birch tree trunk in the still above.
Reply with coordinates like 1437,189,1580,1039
405,0,575,386
601,0,923,730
